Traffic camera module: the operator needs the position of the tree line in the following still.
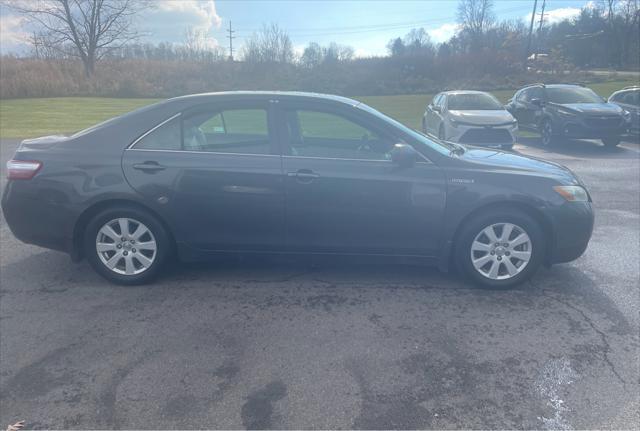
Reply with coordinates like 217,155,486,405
1,0,638,99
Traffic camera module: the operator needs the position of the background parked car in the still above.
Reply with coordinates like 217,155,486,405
608,86,639,138
422,90,517,150
506,83,628,147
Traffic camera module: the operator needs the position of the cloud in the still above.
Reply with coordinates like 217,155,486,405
523,3,596,27
0,14,29,54
427,23,460,43
142,0,222,44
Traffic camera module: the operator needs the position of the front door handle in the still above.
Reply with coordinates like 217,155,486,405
133,161,166,172
287,170,320,183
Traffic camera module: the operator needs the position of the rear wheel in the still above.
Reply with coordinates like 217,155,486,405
602,137,620,148
456,208,545,289
84,206,171,285
540,119,555,146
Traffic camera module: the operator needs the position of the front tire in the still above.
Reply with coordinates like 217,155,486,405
602,137,620,148
456,208,545,289
84,206,171,285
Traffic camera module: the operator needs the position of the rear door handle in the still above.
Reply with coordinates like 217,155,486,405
133,161,166,172
287,170,320,183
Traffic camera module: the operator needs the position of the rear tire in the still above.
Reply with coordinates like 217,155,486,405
540,119,556,147
602,137,620,148
455,208,545,289
84,206,171,285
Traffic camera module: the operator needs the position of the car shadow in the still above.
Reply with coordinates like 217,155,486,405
514,135,639,159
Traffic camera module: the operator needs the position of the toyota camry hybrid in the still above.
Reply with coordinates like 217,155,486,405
2,92,594,288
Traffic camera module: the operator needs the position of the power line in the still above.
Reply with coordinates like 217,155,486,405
229,5,534,38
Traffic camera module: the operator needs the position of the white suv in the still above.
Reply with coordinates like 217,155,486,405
423,90,518,149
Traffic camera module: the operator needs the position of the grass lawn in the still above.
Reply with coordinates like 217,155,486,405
1,79,637,138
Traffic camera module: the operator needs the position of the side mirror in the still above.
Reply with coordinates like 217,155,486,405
390,143,420,167
531,98,544,107
432,105,441,113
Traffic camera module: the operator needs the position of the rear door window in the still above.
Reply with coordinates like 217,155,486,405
134,116,182,150
182,108,271,154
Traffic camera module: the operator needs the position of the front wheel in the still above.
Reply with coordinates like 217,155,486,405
456,209,545,289
602,137,620,148
84,206,171,285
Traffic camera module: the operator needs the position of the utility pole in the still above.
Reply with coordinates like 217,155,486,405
534,0,546,61
226,20,235,61
525,0,538,70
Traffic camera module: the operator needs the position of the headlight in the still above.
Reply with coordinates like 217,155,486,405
623,110,631,121
553,185,589,202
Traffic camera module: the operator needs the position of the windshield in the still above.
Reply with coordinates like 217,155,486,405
546,87,603,104
355,102,453,156
448,93,504,110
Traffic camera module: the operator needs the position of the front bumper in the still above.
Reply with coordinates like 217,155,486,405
447,124,517,148
545,201,594,264
558,117,627,139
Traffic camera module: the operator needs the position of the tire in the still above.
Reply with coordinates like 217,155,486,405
84,206,171,285
602,137,620,148
438,125,446,141
540,119,555,147
455,208,545,289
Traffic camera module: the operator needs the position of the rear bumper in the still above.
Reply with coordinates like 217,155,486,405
545,201,594,264
2,181,77,254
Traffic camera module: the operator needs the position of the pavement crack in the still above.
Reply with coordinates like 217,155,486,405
542,289,627,386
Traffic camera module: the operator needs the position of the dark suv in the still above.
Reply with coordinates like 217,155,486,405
608,86,639,137
507,84,628,147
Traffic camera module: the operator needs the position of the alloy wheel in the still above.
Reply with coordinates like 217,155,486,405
541,121,552,146
470,222,532,280
95,218,157,275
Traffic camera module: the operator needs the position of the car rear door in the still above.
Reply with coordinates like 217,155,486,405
275,100,447,257
122,100,285,253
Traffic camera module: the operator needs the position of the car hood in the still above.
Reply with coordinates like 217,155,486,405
556,103,623,115
457,146,579,184
448,110,514,125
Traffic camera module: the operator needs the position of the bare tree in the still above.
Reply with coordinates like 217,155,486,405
457,0,495,35
8,0,149,77
242,23,294,64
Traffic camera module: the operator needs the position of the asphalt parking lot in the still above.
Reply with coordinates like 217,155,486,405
1,137,638,429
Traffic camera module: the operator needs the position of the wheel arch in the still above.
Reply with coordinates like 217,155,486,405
446,200,555,271
72,198,176,261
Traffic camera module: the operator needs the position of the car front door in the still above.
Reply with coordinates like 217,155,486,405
276,101,447,256
122,100,285,252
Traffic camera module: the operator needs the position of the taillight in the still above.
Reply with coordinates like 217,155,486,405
6,160,42,180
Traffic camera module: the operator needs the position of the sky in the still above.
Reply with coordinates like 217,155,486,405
0,0,595,57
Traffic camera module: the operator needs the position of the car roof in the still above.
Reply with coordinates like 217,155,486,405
440,90,493,96
167,91,361,106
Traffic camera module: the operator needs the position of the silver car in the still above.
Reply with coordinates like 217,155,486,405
422,91,518,149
